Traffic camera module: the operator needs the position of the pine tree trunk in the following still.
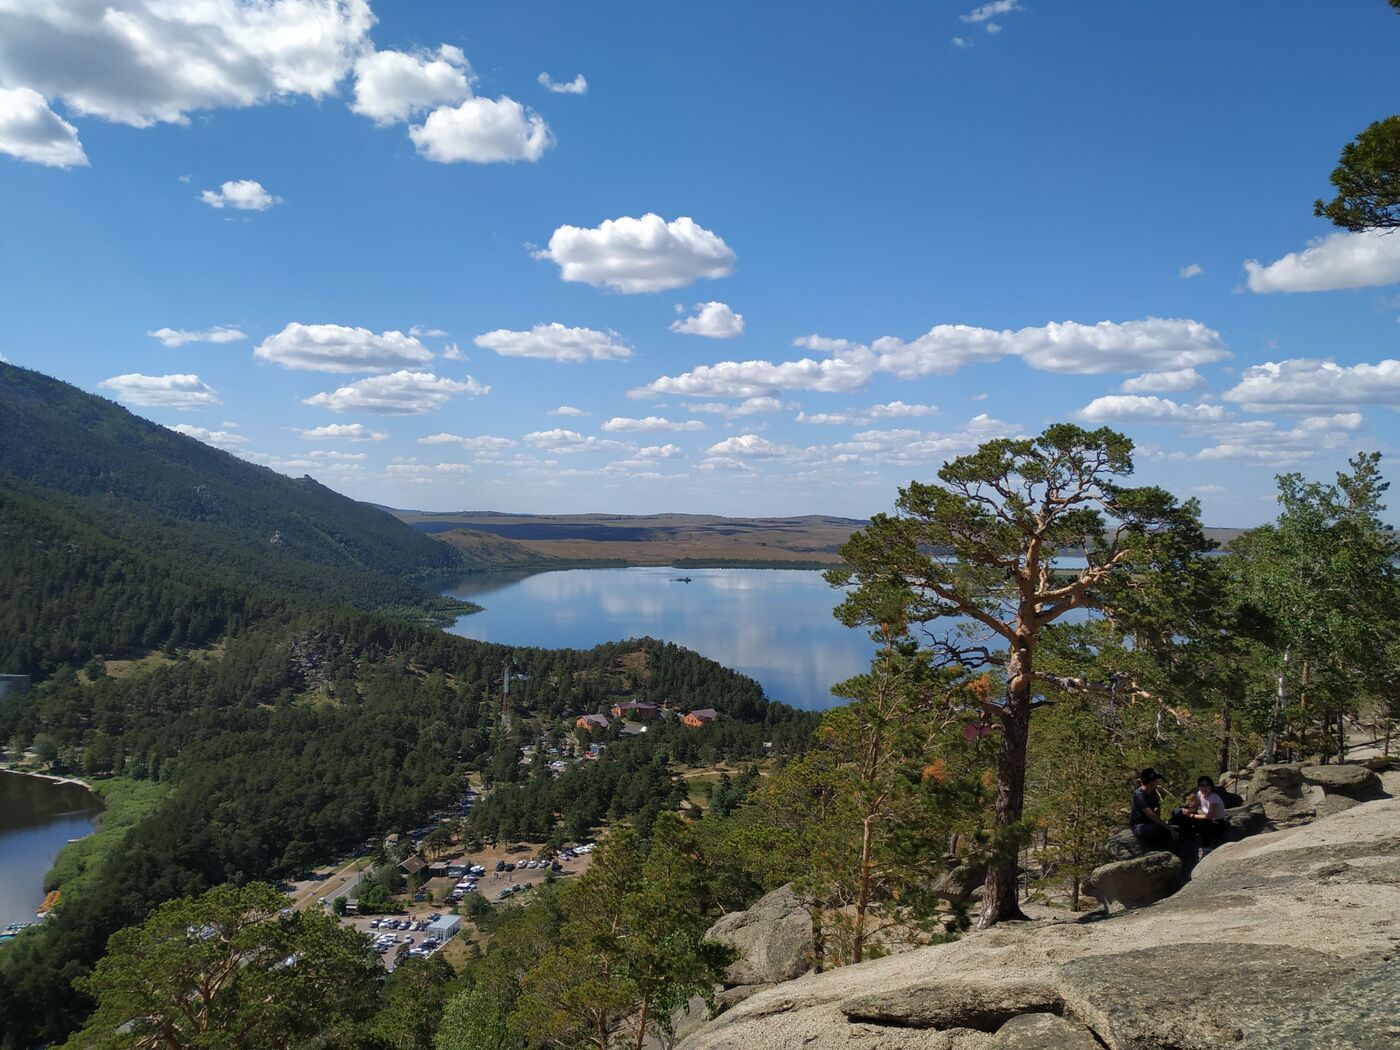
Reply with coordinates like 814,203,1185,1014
1217,705,1232,775
853,817,875,963
979,647,1031,929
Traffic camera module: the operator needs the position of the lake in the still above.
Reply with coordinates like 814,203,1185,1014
442,567,880,710
0,771,103,929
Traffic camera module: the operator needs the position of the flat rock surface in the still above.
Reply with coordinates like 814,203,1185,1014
679,800,1400,1050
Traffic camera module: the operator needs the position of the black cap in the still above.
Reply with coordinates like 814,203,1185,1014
1139,768,1163,784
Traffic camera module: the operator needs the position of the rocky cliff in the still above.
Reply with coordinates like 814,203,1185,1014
679,796,1400,1049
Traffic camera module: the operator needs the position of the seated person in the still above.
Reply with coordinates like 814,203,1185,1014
1193,776,1229,850
1130,768,1176,850
1169,791,1201,837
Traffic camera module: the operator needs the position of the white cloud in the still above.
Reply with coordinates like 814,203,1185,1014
1074,395,1226,424
351,45,473,126
200,179,279,210
297,422,387,441
419,433,517,453
670,301,744,338
636,354,873,399
633,443,684,459
549,405,587,416
474,323,631,363
951,36,971,48
1222,358,1400,412
522,428,629,454
255,323,433,373
706,434,794,458
1121,368,1205,394
148,325,246,347
985,22,1003,34
303,370,487,414
873,318,1228,377
165,423,247,448
1195,414,1365,465
534,214,736,294
796,401,940,426
0,87,86,167
386,461,471,482
1179,263,1204,280
961,1,1020,24
538,72,586,95
1245,230,1400,293
99,372,220,409
409,96,551,163
410,325,448,338
601,416,705,433
684,397,791,417
636,318,1226,398
0,0,374,128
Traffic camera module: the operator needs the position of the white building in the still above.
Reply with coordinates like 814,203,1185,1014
427,914,461,941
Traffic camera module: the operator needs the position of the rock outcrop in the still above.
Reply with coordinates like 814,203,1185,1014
705,884,814,988
1241,760,1385,824
1082,850,1181,909
679,798,1400,1049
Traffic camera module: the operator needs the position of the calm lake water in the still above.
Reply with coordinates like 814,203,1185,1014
442,567,880,710
0,771,103,929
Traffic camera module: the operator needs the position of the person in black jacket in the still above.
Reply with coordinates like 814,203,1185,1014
1130,768,1178,850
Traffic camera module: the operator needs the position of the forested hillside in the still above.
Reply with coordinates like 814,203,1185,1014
0,365,471,659
0,366,812,1046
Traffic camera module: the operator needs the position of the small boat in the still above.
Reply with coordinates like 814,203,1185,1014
36,890,60,920
670,576,693,583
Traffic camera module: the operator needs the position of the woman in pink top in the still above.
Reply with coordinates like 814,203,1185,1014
1193,776,1228,851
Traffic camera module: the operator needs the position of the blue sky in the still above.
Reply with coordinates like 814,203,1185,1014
1,1,1398,523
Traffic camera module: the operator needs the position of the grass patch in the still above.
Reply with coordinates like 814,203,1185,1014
43,778,171,893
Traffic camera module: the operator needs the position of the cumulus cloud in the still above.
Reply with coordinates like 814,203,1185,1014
706,434,793,458
148,325,246,347
961,1,1020,23
600,416,705,433
99,372,220,409
0,87,87,167
409,96,551,163
1222,358,1400,412
385,461,471,482
538,72,586,95
303,370,487,414
1194,414,1365,465
200,179,279,210
522,428,630,454
636,355,873,399
684,397,791,417
351,45,473,125
297,422,387,441
1121,368,1205,394
255,323,433,372
165,423,247,448
635,318,1226,398
549,405,587,416
474,323,631,362
1245,230,1400,293
670,301,744,338
1179,263,1204,279
0,0,374,128
534,214,736,294
633,443,684,459
1074,395,1226,424
796,401,940,426
418,433,517,453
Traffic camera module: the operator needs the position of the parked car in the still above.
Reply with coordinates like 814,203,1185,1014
495,860,506,872
369,919,381,929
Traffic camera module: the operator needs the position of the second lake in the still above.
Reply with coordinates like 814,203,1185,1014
442,567,879,711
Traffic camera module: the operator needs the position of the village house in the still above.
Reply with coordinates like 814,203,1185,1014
399,854,427,888
682,708,719,728
575,713,610,732
611,700,658,720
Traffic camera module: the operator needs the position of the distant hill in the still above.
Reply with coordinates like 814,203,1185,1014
395,510,863,567
0,364,473,674
394,509,1252,567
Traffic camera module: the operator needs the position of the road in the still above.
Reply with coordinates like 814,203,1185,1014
288,857,370,911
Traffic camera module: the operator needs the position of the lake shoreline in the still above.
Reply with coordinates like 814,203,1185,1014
0,764,96,792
